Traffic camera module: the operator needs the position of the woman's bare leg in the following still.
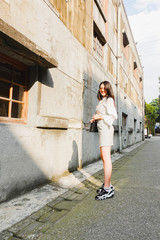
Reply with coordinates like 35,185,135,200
100,146,112,188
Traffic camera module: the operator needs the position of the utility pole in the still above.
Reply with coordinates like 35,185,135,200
142,71,145,140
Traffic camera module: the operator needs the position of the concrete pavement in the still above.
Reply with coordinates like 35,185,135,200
0,137,160,240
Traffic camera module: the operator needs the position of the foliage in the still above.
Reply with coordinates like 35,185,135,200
150,98,159,109
150,98,160,122
145,102,158,135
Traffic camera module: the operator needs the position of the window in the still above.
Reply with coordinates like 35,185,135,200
93,21,106,60
134,119,137,132
122,113,128,130
140,122,142,132
0,53,28,123
139,77,142,90
123,32,129,48
122,32,129,60
133,61,138,80
93,30,104,59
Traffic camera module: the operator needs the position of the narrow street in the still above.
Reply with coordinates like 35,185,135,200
1,137,160,240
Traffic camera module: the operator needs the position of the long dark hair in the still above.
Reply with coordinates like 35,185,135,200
97,81,115,103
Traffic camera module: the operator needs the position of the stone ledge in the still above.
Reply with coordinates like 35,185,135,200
68,119,82,129
36,116,69,129
128,127,133,133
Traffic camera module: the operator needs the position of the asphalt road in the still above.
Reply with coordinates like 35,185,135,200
40,137,160,240
1,137,160,240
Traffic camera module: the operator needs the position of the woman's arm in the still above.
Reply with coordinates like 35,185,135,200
102,98,118,126
90,113,103,123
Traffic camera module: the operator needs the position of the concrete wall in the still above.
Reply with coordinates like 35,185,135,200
118,2,144,149
0,0,144,202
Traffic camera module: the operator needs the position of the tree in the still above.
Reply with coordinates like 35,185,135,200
150,98,159,109
150,98,160,122
145,102,158,135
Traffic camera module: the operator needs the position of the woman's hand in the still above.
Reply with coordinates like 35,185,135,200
90,118,95,123
90,114,103,123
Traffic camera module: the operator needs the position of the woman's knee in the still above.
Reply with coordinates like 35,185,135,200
100,151,107,162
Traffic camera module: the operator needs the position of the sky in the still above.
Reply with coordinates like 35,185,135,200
123,0,160,103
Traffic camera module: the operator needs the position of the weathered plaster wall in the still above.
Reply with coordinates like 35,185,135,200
0,0,144,202
49,0,93,52
0,0,98,202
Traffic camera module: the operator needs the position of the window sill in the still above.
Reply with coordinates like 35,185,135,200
0,117,27,125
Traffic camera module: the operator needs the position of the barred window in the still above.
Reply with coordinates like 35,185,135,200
93,26,104,59
122,31,129,60
0,53,28,123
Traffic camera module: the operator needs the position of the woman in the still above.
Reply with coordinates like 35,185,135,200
90,81,117,200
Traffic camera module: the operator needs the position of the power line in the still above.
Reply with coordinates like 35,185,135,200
123,0,135,6
139,51,160,57
133,34,160,43
141,52,160,57
123,1,160,58
138,45,160,51
137,44,160,51
138,47,160,53
135,39,160,45
134,36,160,44
137,38,160,45
137,44,160,50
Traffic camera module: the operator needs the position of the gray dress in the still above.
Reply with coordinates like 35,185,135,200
96,97,117,147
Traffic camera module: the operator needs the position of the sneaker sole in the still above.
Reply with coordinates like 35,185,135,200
95,191,114,200
97,187,114,194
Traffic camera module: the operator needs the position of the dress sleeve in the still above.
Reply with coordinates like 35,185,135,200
102,98,118,126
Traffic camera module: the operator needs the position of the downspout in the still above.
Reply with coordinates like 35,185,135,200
142,72,145,141
116,0,122,152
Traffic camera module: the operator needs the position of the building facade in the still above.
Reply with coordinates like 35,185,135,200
0,0,144,202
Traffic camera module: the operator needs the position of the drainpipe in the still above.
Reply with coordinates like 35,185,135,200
142,71,145,141
116,0,122,152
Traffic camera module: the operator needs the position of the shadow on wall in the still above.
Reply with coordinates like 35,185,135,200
68,140,79,173
81,65,100,167
0,65,55,203
0,124,48,203
28,66,54,90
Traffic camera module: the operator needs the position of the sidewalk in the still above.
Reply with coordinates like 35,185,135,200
1,138,159,240
0,142,142,233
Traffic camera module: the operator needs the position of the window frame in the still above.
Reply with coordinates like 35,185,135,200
122,32,129,60
133,61,138,80
122,112,128,130
139,77,143,90
0,53,28,124
134,118,137,132
93,34,104,59
93,21,106,60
